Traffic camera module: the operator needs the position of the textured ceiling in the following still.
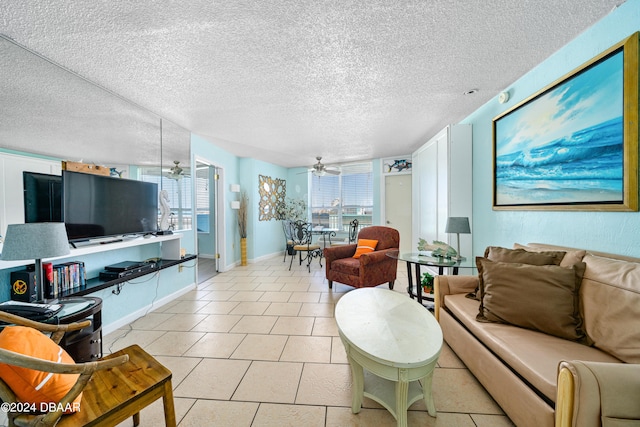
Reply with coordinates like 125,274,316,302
0,0,624,168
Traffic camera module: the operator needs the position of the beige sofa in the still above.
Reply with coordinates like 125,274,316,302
434,243,640,427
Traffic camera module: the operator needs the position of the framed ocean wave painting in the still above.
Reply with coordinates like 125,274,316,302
493,32,638,211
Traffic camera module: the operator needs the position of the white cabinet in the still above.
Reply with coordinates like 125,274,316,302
412,124,472,259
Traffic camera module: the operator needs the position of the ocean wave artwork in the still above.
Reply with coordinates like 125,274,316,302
494,48,624,206
496,117,623,204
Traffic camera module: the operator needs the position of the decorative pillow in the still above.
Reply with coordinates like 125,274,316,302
485,246,566,265
0,326,81,412
467,246,566,301
353,239,378,259
476,257,586,341
513,243,586,268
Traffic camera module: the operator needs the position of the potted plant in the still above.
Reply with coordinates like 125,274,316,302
277,197,307,222
421,271,434,295
237,191,248,266
278,197,306,256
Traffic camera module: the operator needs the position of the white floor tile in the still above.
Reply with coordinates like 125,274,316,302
106,256,513,426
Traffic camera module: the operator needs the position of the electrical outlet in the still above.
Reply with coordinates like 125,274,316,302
178,265,184,273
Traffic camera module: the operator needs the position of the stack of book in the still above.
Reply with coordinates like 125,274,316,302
42,261,86,299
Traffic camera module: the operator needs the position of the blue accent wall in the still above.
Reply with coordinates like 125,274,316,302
191,134,289,265
191,134,241,268
462,0,640,257
239,157,289,260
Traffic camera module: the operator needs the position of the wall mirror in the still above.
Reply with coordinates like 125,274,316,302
0,35,192,232
258,175,286,221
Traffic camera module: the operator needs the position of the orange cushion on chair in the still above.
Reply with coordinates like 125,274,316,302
353,239,378,258
0,326,81,412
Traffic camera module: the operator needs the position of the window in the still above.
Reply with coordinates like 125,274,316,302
310,162,372,232
139,168,193,230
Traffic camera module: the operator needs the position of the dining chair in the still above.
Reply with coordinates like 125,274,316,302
288,220,322,272
347,219,359,243
282,219,295,263
330,218,359,246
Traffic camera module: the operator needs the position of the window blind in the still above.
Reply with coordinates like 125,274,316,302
310,162,372,231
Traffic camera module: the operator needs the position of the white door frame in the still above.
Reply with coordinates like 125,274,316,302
193,155,227,272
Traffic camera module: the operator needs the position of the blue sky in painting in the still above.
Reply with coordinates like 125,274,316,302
496,51,623,157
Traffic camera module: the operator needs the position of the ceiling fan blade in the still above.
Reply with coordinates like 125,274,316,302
325,169,340,175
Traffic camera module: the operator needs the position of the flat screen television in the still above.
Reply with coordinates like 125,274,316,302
23,172,63,223
62,171,158,242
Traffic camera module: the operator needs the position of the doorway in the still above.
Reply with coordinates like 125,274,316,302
195,159,220,283
384,174,412,254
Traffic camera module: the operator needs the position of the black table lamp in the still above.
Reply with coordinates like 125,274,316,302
1,223,70,302
445,217,471,261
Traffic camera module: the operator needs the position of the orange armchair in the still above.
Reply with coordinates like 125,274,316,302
323,226,399,290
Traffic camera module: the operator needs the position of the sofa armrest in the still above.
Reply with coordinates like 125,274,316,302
556,361,640,427
360,248,397,265
323,244,357,263
434,275,478,321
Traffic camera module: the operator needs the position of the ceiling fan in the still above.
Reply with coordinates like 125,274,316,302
310,156,340,176
166,160,184,180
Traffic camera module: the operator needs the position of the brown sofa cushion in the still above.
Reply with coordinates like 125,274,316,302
445,294,621,402
476,257,586,342
581,254,640,363
469,246,566,301
486,246,566,265
513,243,586,267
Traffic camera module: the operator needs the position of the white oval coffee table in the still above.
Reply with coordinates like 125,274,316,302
335,287,443,427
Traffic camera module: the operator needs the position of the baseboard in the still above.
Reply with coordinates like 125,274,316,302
102,281,197,335
223,251,283,271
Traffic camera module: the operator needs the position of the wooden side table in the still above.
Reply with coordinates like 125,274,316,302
335,288,443,427
57,344,176,427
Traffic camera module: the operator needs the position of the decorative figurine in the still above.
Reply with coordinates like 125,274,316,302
417,238,458,259
159,190,171,232
110,167,124,178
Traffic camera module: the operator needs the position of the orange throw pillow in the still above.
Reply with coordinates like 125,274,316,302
0,326,81,413
353,239,378,258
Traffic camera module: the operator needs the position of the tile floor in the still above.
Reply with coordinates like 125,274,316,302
103,255,515,427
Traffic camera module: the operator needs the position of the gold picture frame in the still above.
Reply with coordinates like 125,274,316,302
492,32,638,211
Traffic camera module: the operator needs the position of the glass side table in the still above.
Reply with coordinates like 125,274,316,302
387,252,475,307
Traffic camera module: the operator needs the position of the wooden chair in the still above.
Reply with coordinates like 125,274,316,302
0,311,176,427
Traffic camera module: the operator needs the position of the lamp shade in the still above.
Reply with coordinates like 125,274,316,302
1,223,70,261
444,217,471,234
